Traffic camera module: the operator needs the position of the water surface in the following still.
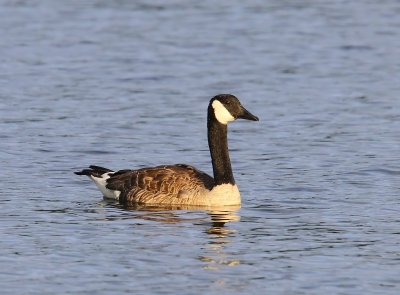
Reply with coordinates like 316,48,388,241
1,1,400,294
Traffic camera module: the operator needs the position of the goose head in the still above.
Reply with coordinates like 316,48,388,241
210,94,259,125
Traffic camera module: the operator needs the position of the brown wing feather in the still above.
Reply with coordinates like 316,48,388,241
106,164,214,204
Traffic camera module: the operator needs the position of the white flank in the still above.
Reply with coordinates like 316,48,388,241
212,100,235,124
90,172,121,200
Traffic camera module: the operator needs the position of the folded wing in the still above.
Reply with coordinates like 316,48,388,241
106,164,214,204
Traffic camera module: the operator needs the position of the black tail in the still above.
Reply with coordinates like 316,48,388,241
74,165,114,177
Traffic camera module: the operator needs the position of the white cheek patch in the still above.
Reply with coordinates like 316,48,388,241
212,100,235,124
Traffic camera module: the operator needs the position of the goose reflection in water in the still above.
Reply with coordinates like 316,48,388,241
98,200,240,224
96,200,241,273
200,210,241,272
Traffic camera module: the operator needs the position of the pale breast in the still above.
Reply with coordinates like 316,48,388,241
206,183,241,206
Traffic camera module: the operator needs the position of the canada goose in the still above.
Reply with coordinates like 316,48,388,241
75,94,258,206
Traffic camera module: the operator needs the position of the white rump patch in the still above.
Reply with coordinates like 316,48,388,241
90,172,121,200
212,100,235,124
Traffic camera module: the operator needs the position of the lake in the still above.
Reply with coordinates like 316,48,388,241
1,1,399,294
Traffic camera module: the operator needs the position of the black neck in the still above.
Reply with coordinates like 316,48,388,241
207,107,235,186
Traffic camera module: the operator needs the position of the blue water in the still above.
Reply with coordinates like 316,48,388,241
1,1,400,294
